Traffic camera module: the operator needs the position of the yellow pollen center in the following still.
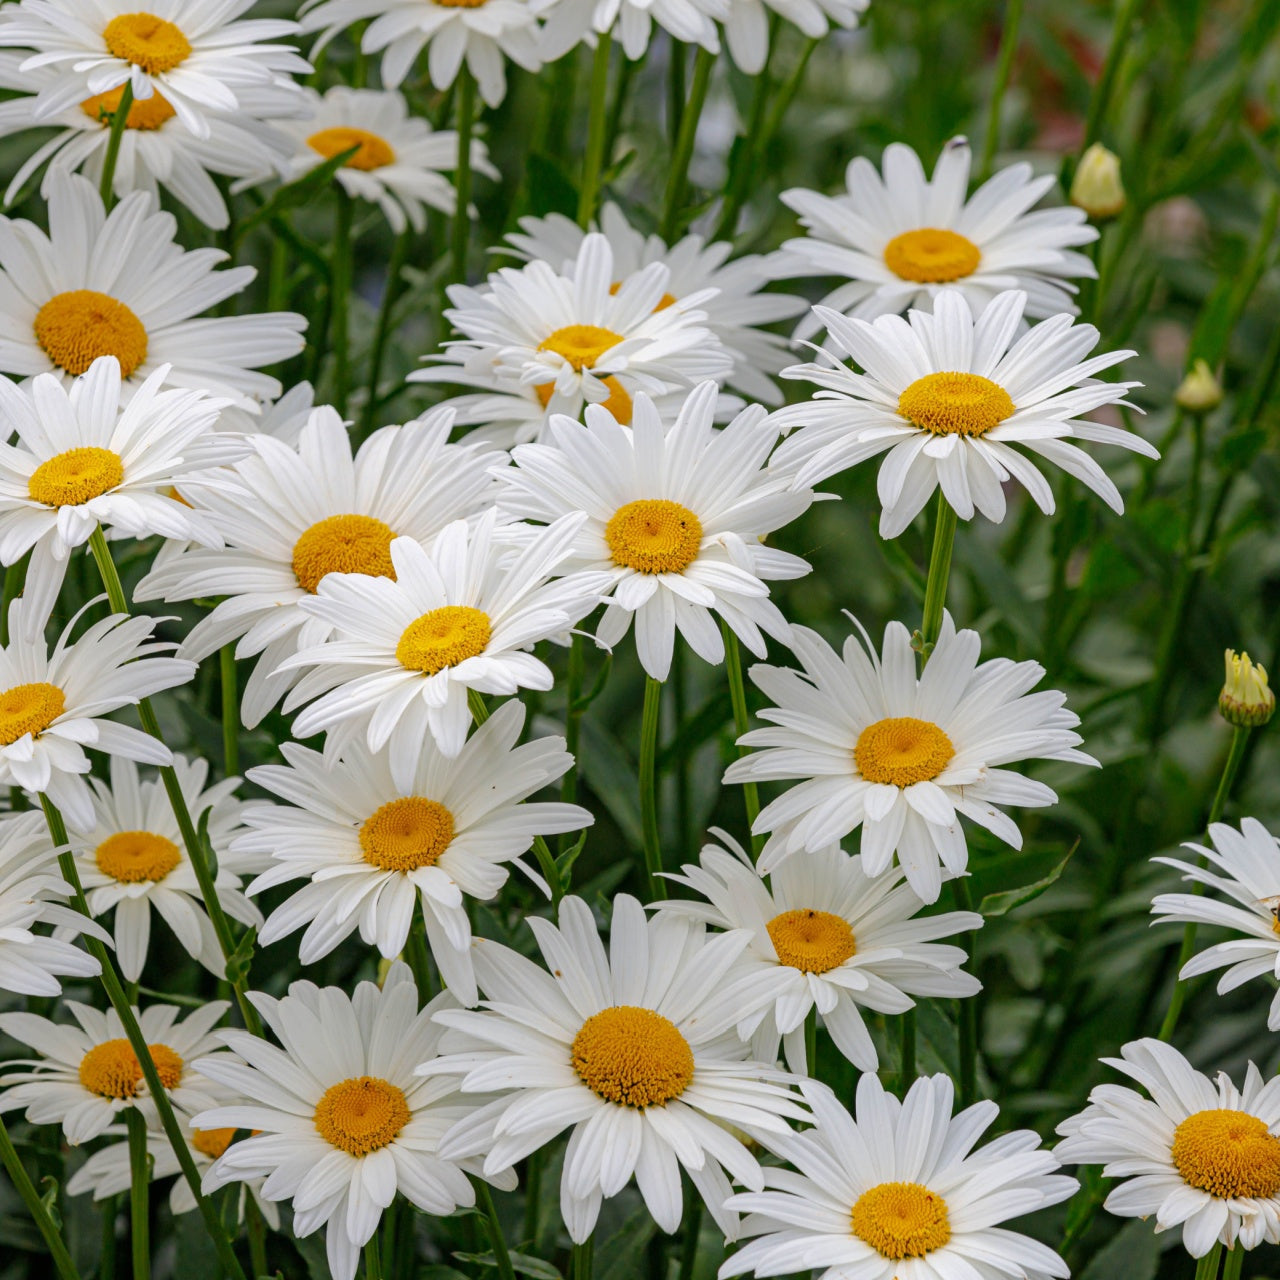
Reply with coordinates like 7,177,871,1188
883,228,981,284
34,290,149,378
28,447,125,508
855,716,954,787
571,1006,694,1109
291,514,397,594
0,681,65,746
81,85,175,130
358,797,455,872
307,126,397,171
1172,1109,1280,1200
395,605,492,674
605,499,703,575
898,371,1015,438
78,1038,184,1099
767,909,856,973
851,1181,951,1260
538,324,625,371
95,830,182,884
534,374,633,424
314,1077,410,1156
191,1127,236,1160
102,12,192,74
609,281,677,311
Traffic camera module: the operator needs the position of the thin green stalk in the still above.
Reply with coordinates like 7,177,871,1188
452,66,476,281
1221,1245,1244,1280
562,634,586,818
267,234,289,313
976,0,1024,182
364,1236,383,1280
219,645,239,777
667,41,686,149
639,676,664,897
804,1010,817,1078
571,1236,595,1280
0,1112,83,1280
951,876,978,1106
246,1196,269,1279
406,914,434,998
474,1179,517,1280
920,493,958,658
98,82,134,207
359,225,412,437
1080,0,1144,152
900,1008,916,1092
712,16,779,241
331,187,355,415
660,45,715,241
676,1195,700,1280
101,1193,118,1280
0,554,27,646
760,40,818,160
723,625,762,854
126,1109,151,1280
577,33,613,227
1194,1243,1223,1280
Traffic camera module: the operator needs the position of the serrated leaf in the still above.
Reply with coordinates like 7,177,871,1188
979,844,1077,918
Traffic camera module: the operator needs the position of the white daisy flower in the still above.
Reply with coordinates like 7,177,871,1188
654,833,981,1074
0,594,194,832
1151,818,1280,1031
724,613,1094,903
0,809,108,997
194,963,512,1280
420,894,807,1244
299,0,543,109
535,0,723,62
770,289,1152,538
724,1072,1075,1280
1056,1038,1280,1256
275,86,498,234
721,0,866,74
134,405,503,728
0,171,306,409
498,383,814,682
214,380,318,444
0,0,310,141
279,511,610,767
236,700,591,1004
501,203,807,406
0,998,228,1145
770,136,1098,335
410,231,733,448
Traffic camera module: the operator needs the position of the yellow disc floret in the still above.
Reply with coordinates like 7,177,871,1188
605,499,703,575
571,1006,695,1108
78,1039,184,1099
307,127,396,171
95,831,182,884
102,13,192,74
534,374,633,424
81,85,175,130
883,228,981,284
191,1128,236,1160
34,290,148,378
0,682,66,747
855,716,954,788
1171,1109,1280,1200
767,909,856,973
291,514,398,594
28,447,125,509
851,1181,952,1260
898,372,1015,438
314,1077,411,1156
395,605,492,674
359,797,455,872
538,324,625,371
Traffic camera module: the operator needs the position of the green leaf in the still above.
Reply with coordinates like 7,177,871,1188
234,147,359,244
979,844,1078,918
555,829,589,880
223,926,258,987
1078,1218,1160,1280
597,1204,659,1280
453,1251,563,1279
37,1174,61,1229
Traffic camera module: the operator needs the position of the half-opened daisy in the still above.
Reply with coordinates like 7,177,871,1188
536,0,723,61
721,0,866,74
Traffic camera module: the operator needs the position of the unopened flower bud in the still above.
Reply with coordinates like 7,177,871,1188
1220,649,1275,727
1175,360,1223,414
1071,144,1126,221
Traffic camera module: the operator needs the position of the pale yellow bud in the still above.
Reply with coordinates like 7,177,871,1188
1220,649,1275,727
1175,360,1223,414
1071,144,1126,221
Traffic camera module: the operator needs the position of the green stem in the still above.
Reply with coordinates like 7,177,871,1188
562,635,586,818
364,1236,382,1280
900,1008,917,1092
126,1109,150,1280
712,16,778,241
722,624,762,855
577,33,613,227
1194,1243,1223,1280
331,187,354,416
920,493,958,658
976,0,1024,182
359,225,412,438
639,676,664,898
0,1112,82,1280
452,66,476,281
98,82,134,207
0,554,26,646
246,1195,269,1279
676,1196,700,1280
571,1236,595,1280
951,876,978,1106
1080,0,1144,152
101,1194,118,1280
660,45,715,241
219,645,239,777
474,1180,516,1280
267,235,289,313
406,911,434,998
804,1009,817,1078
1221,1245,1244,1280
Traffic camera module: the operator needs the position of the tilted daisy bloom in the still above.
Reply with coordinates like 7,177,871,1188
280,512,610,767
1056,1038,1280,1256
770,289,1152,538
0,595,194,831
725,614,1094,903
194,964,513,1280
0,0,309,140
724,1072,1076,1280
770,136,1098,336
0,171,306,409
536,0,724,61
215,379,317,443
499,383,814,682
721,0,867,74
1151,818,1280,1030
299,0,542,109
135,405,503,728
237,700,591,1004
502,204,807,405
0,998,228,1144
654,835,981,1074
275,87,498,233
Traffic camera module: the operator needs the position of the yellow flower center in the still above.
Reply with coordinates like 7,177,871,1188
358,797,454,872
0,682,66,747
78,1038,184,1099
609,281,676,311
605,499,703,575
291,514,397,594
307,126,397,172
1171,1109,1280,1200
28,447,125,508
538,324,624,371
81,85,175,130
850,1181,951,1260
571,1006,695,1109
534,374,634,425
766,908,856,973
191,1127,236,1160
102,12,192,74
395,605,492,674
897,372,1015,438
314,1076,411,1156
854,716,954,788
883,228,981,284
95,830,182,884
34,290,149,378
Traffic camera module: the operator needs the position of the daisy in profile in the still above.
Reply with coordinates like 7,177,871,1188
280,512,609,766
299,0,542,108
0,171,306,408
0,0,309,140
1151,818,1280,1030
771,136,1097,335
237,700,591,1004
770,289,1151,537
0,595,194,831
1056,1038,1280,1256
536,0,723,61
724,1072,1075,1280
654,834,981,1073
725,614,1093,902
0,998,228,1144
722,0,866,74
498,383,814,681
215,380,318,442
135,406,503,728
426,899,806,1244
0,810,108,997
194,964,512,1280
275,87,498,233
